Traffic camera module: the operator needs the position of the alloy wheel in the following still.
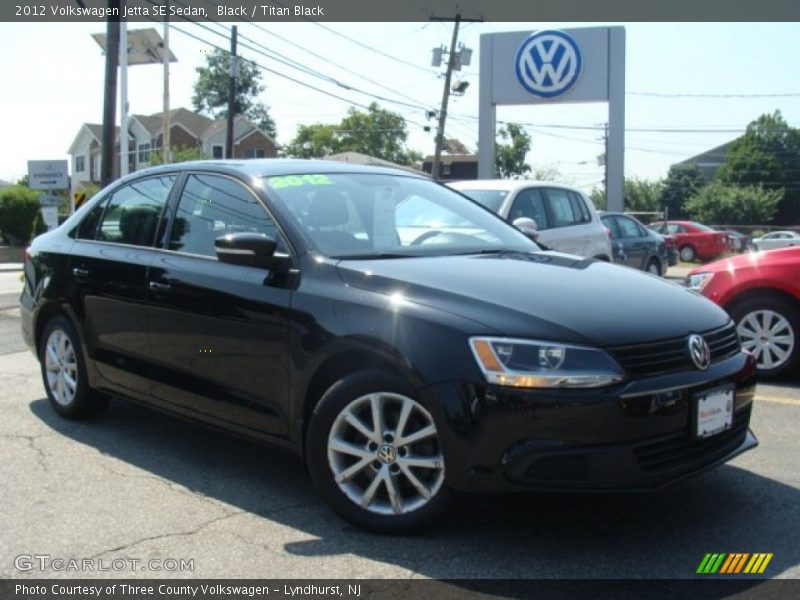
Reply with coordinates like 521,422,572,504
327,392,445,516
737,309,796,371
44,328,78,406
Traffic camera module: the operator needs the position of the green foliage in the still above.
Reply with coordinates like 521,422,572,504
716,110,800,224
149,145,208,166
192,49,277,139
0,186,40,245
495,123,531,179
283,103,422,166
661,163,707,219
530,164,562,182
589,187,606,210
624,177,663,212
31,209,47,239
685,183,782,226
16,174,29,187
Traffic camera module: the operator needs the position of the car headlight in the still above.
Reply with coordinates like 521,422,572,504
469,337,625,389
685,272,715,291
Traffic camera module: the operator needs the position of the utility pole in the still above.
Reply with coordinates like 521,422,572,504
100,0,120,187
162,1,170,164
225,25,238,159
429,14,481,180
431,15,460,181
119,9,129,177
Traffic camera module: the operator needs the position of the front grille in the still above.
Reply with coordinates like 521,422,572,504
608,323,740,378
634,407,750,473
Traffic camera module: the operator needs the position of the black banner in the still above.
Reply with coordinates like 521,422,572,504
3,579,800,600
2,0,800,22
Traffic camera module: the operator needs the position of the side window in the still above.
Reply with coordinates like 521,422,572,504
543,188,579,228
601,216,619,239
568,191,591,223
75,198,108,240
169,174,278,258
509,188,549,229
617,216,643,239
96,176,175,246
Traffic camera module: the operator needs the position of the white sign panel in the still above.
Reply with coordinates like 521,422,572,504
488,28,610,105
28,160,69,190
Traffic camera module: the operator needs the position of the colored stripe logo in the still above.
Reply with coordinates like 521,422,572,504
697,553,773,574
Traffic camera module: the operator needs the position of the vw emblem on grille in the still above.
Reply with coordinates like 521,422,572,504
515,30,582,98
688,334,711,371
377,444,397,464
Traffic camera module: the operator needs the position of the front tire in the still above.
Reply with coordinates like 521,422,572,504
305,370,451,533
39,315,108,419
646,258,662,276
730,296,800,378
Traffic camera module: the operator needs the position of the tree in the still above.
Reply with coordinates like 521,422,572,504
716,110,800,224
337,103,419,165
685,182,782,225
283,103,422,166
589,187,605,210
192,49,277,140
660,163,707,219
624,177,662,212
495,123,531,179
149,145,208,166
282,124,339,159
0,185,40,245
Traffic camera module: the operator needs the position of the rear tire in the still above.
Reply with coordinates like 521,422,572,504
729,296,800,378
679,245,696,262
39,315,108,419
305,370,451,533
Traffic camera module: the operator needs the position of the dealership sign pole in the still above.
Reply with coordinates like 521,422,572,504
478,27,625,212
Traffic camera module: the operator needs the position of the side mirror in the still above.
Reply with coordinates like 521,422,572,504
215,232,291,270
512,217,539,240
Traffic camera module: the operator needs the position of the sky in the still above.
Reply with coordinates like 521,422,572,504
0,20,798,192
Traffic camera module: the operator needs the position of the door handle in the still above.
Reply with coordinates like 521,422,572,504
148,281,172,293
72,267,89,281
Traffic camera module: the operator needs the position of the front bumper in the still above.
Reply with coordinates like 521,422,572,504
426,351,757,493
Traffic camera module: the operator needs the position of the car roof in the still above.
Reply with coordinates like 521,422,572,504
447,179,584,193
118,158,430,181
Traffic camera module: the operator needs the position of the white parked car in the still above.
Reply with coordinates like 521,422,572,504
447,180,613,261
752,230,800,252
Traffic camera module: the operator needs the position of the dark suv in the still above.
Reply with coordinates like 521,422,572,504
21,160,757,532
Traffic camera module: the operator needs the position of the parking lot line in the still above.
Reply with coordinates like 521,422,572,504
756,395,800,406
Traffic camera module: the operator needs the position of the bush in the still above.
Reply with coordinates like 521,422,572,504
685,183,782,226
0,186,40,245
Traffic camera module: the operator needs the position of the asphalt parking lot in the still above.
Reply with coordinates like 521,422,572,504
1,274,799,581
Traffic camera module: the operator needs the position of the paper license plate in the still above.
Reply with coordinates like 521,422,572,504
696,386,734,439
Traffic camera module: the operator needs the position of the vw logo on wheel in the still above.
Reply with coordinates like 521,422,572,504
377,444,397,464
515,30,582,98
688,334,711,371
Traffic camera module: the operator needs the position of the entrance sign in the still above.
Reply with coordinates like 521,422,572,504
479,27,625,211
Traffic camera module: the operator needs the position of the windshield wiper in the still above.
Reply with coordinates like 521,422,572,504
332,252,416,260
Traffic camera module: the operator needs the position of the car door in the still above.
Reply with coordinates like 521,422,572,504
68,175,176,396
614,215,650,269
601,215,627,264
146,172,293,437
539,187,589,256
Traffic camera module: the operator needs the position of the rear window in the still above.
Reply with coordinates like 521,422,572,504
455,189,509,212
690,222,714,232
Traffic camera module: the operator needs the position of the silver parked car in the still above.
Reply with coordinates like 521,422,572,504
448,180,613,261
752,230,800,252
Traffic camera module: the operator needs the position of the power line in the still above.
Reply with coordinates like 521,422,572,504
629,91,800,98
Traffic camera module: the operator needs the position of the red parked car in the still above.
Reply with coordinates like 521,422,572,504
687,246,800,377
650,220,729,262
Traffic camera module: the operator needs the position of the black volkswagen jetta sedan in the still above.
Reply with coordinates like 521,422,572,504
21,160,757,533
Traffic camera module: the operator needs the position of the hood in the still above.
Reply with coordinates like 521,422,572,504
337,252,730,347
692,246,800,275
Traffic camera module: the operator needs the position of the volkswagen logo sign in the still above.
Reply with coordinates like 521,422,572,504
515,30,582,98
687,334,711,371
377,444,397,464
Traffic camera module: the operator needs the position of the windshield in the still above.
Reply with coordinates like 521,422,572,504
454,189,509,212
691,222,714,232
264,173,537,258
